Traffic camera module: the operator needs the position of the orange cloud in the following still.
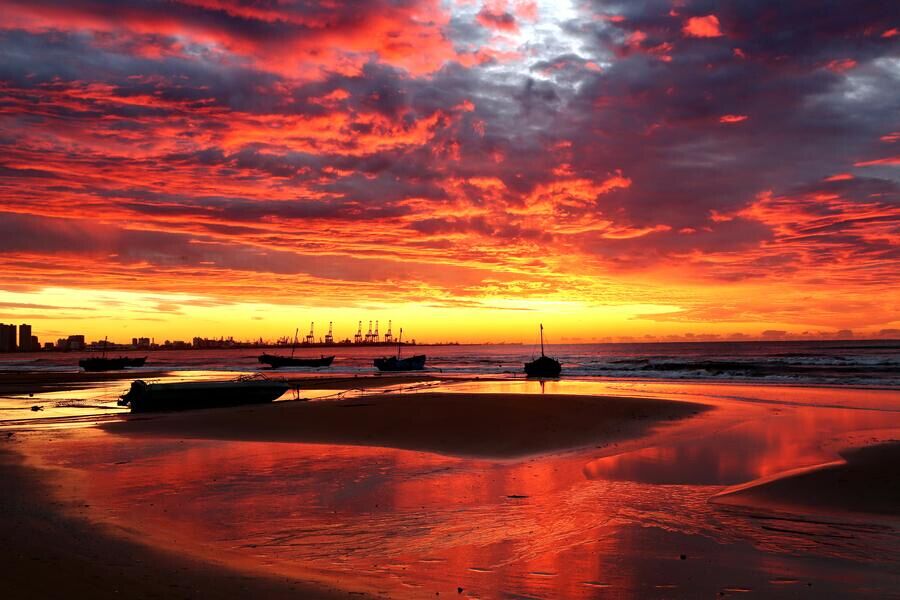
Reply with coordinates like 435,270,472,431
683,15,723,38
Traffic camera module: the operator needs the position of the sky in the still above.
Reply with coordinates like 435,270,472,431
0,0,898,344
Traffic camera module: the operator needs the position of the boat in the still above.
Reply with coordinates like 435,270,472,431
374,327,426,371
118,376,290,413
78,337,147,371
374,354,427,371
258,354,334,368
524,324,561,378
258,327,335,368
79,356,147,372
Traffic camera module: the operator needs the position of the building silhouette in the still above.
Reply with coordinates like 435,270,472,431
0,323,16,352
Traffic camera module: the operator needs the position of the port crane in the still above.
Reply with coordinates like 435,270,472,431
304,322,315,345
365,320,374,343
354,321,363,344
384,320,393,343
373,320,380,343
324,322,334,345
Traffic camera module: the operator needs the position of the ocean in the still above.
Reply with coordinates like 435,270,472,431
1,339,897,387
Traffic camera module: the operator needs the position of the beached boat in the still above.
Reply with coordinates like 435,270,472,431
79,356,147,372
258,354,334,368
374,327,426,371
524,324,561,378
118,377,290,412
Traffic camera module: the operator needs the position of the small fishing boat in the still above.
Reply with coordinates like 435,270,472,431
79,337,147,371
118,376,290,413
374,328,426,371
80,356,147,372
524,324,561,378
258,327,335,368
374,354,427,371
258,354,334,368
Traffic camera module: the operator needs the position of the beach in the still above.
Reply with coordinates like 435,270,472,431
3,366,900,598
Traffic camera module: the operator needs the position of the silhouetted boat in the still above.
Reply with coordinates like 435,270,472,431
118,377,289,412
258,354,334,368
258,327,334,368
374,354,427,371
524,324,561,378
79,337,147,371
375,327,426,371
79,356,147,372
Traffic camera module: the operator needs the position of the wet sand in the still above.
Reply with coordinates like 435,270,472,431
103,392,710,459
0,447,362,600
0,371,169,394
714,441,900,517
4,377,900,598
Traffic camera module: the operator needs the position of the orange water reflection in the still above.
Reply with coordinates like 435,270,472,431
19,381,900,598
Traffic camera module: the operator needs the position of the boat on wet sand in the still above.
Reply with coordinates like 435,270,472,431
118,376,290,412
524,324,561,378
375,328,426,372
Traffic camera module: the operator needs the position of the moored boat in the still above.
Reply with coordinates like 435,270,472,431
374,354,427,372
524,324,561,378
79,356,147,372
118,377,290,412
258,354,335,368
374,327,426,371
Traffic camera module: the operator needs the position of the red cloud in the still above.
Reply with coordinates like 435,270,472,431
854,156,900,167
683,15,723,38
719,114,748,124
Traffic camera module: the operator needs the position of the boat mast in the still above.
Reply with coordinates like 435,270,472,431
540,323,544,357
398,328,403,359
290,327,298,358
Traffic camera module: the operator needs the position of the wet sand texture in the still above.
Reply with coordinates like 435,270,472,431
0,448,360,600
104,392,710,459
713,441,900,516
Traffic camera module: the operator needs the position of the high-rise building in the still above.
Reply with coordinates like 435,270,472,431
0,323,17,353
19,323,32,352
67,335,86,351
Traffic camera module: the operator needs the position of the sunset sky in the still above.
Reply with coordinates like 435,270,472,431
0,0,898,343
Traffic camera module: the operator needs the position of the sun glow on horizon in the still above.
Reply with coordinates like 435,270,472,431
0,0,897,343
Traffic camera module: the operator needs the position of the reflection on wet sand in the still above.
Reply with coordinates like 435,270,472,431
11,379,900,598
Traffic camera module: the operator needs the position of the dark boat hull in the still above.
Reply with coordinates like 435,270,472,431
119,379,289,413
258,354,335,368
374,354,427,371
524,355,561,378
79,356,147,372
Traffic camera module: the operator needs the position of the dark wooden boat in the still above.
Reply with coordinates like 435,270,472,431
374,354,427,371
79,356,147,372
258,354,334,368
118,377,289,413
374,327,426,371
524,324,561,378
258,327,333,368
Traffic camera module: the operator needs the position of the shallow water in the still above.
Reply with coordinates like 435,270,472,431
11,379,900,598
